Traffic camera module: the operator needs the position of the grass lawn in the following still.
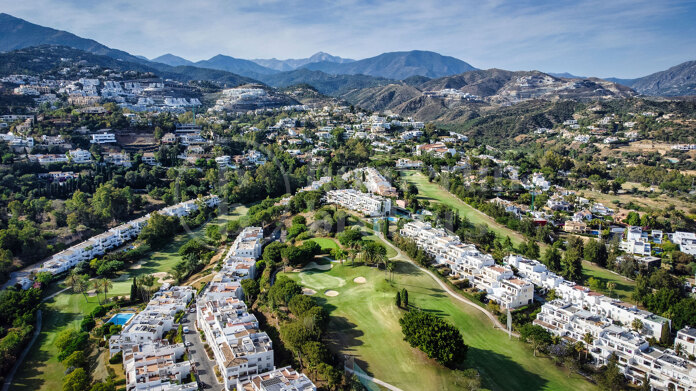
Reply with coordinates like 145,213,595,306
307,237,340,251
284,262,596,391
12,205,248,391
401,170,636,301
582,261,636,302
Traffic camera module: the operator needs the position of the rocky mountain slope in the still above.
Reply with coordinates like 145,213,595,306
302,50,477,79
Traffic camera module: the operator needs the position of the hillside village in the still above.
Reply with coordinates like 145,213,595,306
1,8,696,391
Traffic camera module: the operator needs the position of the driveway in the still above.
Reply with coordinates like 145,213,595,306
183,309,224,391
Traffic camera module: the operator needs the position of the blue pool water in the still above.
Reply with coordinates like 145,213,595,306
108,313,134,326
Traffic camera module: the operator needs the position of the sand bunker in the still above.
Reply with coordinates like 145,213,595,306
131,261,143,270
353,277,367,284
324,290,339,297
303,262,332,271
152,272,174,284
302,288,316,296
87,289,97,297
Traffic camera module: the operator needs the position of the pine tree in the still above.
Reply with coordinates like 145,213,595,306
396,291,401,308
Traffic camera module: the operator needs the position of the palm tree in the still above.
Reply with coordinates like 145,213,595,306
91,280,103,305
386,260,395,281
100,278,113,303
137,274,155,302
582,332,594,360
67,272,89,302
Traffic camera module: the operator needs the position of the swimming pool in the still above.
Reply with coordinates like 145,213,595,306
108,313,134,326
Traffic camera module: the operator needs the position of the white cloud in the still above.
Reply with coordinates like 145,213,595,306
1,0,694,77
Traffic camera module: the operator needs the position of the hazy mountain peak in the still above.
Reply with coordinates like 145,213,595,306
302,50,477,80
151,53,193,67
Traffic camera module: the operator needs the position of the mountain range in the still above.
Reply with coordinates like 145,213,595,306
0,12,694,98
607,61,696,96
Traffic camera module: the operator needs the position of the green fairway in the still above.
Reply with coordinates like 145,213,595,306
401,170,527,246
12,205,248,391
284,262,596,391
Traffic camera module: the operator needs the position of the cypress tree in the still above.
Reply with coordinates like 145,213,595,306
395,291,401,308
130,277,138,302
402,288,409,307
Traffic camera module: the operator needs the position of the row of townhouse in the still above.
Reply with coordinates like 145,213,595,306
506,254,671,341
400,221,534,309
197,227,315,391
35,196,221,277
535,300,695,390
325,189,391,217
110,285,198,391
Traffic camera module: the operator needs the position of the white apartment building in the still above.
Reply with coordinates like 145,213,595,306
69,148,93,163
197,237,282,391
325,189,391,217
236,367,316,391
110,286,194,354
91,132,117,144
535,301,693,390
38,196,219,277
669,231,696,256
123,341,196,391
227,227,264,259
675,327,696,357
400,221,533,308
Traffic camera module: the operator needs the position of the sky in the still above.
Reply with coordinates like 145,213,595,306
2,0,696,78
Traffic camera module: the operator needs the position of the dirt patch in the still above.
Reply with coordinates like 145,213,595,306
324,290,339,297
353,277,367,284
302,288,316,296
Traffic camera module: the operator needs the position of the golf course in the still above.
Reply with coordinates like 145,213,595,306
11,205,248,391
284,258,596,391
401,170,635,302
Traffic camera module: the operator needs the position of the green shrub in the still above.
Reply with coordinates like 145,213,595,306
109,351,123,364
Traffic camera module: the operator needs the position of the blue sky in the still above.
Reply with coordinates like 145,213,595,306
3,0,695,78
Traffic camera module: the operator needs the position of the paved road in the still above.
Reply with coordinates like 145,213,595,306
379,233,518,337
2,309,42,391
183,309,224,391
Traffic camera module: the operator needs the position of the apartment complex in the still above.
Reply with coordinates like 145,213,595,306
196,227,315,391
123,341,196,391
536,301,692,390
325,189,391,217
110,286,194,355
36,196,220,277
399,221,533,308
108,285,198,391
